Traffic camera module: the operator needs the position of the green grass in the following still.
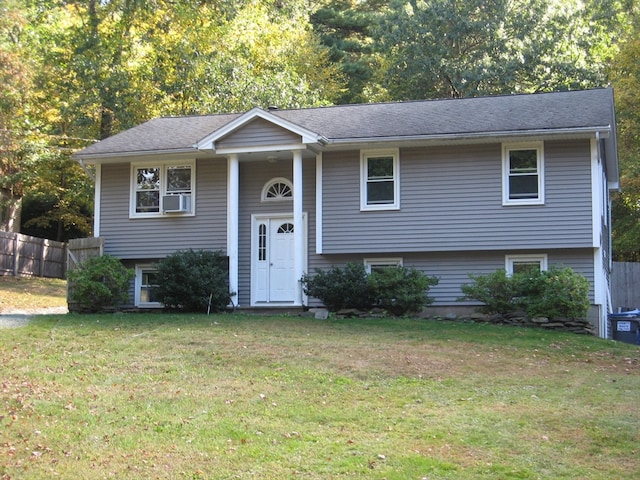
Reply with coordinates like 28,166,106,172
1,313,639,479
0,276,67,312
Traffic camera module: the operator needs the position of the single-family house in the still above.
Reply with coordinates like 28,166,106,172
73,88,619,337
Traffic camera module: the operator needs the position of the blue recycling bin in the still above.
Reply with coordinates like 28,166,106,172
609,310,640,345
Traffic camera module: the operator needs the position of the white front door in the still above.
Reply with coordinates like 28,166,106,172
252,214,306,305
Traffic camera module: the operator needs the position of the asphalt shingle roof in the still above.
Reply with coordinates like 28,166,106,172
75,88,615,157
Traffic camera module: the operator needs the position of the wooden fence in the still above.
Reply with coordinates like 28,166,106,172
611,262,640,311
67,237,104,272
0,231,67,278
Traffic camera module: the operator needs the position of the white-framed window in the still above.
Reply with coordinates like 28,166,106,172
502,142,544,205
364,257,403,274
134,265,162,308
130,160,195,217
505,254,548,275
261,177,293,202
360,148,400,211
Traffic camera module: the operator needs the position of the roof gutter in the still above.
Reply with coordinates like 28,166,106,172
323,126,612,147
72,147,199,163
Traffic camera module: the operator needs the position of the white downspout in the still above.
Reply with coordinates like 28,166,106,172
315,152,322,255
93,164,101,237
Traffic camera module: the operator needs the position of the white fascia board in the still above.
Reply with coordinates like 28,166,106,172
321,126,612,149
214,143,309,156
195,107,327,150
73,148,199,164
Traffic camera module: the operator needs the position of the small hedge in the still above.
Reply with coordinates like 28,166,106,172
368,266,439,316
154,249,233,313
67,254,134,312
301,262,438,316
459,266,590,320
300,263,375,311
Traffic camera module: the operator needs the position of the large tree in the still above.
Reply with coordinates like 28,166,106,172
311,0,387,104
0,0,33,231
1,0,343,240
374,0,630,99
611,12,640,261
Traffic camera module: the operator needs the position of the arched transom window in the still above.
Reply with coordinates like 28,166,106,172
261,177,293,202
277,222,294,234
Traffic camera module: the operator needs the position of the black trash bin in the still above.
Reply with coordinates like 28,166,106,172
609,310,640,345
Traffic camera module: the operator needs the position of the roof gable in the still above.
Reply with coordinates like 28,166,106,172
195,107,326,151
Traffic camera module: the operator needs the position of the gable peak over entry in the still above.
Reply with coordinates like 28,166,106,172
194,107,328,155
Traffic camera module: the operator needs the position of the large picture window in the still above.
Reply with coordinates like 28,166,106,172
502,142,544,205
131,161,194,217
360,149,400,211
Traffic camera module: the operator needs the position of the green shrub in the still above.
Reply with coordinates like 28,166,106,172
67,254,134,312
459,266,590,319
154,249,232,313
301,263,438,315
368,266,439,316
519,266,590,319
459,269,521,316
301,262,375,312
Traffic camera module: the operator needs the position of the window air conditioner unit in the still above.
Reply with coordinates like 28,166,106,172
163,194,189,213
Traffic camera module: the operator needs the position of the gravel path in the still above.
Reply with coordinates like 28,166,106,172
0,306,68,328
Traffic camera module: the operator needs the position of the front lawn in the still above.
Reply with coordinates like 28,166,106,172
0,276,67,312
1,313,639,479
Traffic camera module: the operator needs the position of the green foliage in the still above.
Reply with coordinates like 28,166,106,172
301,262,375,312
302,263,438,315
519,266,591,319
67,254,134,312
368,266,439,316
375,0,630,99
154,249,232,313
459,269,522,316
310,0,386,104
611,14,640,261
460,266,591,319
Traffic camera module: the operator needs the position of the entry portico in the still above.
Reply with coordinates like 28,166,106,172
195,108,325,307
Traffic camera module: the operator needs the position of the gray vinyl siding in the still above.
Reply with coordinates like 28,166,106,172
236,158,316,306
306,248,596,307
322,140,593,254
99,159,227,259
217,118,302,149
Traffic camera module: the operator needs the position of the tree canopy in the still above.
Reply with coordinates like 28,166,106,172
1,0,639,255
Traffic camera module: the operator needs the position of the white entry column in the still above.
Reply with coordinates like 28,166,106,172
293,150,304,305
227,154,239,306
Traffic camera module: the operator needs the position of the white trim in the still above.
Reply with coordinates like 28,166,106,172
293,150,305,305
261,177,293,202
591,137,608,338
502,142,544,206
360,148,400,211
134,264,163,308
591,138,603,248
505,254,548,275
324,127,612,147
227,155,239,306
214,143,309,156
129,160,196,218
195,107,327,150
315,152,323,255
93,164,101,237
593,247,607,338
250,212,308,307
364,257,403,273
